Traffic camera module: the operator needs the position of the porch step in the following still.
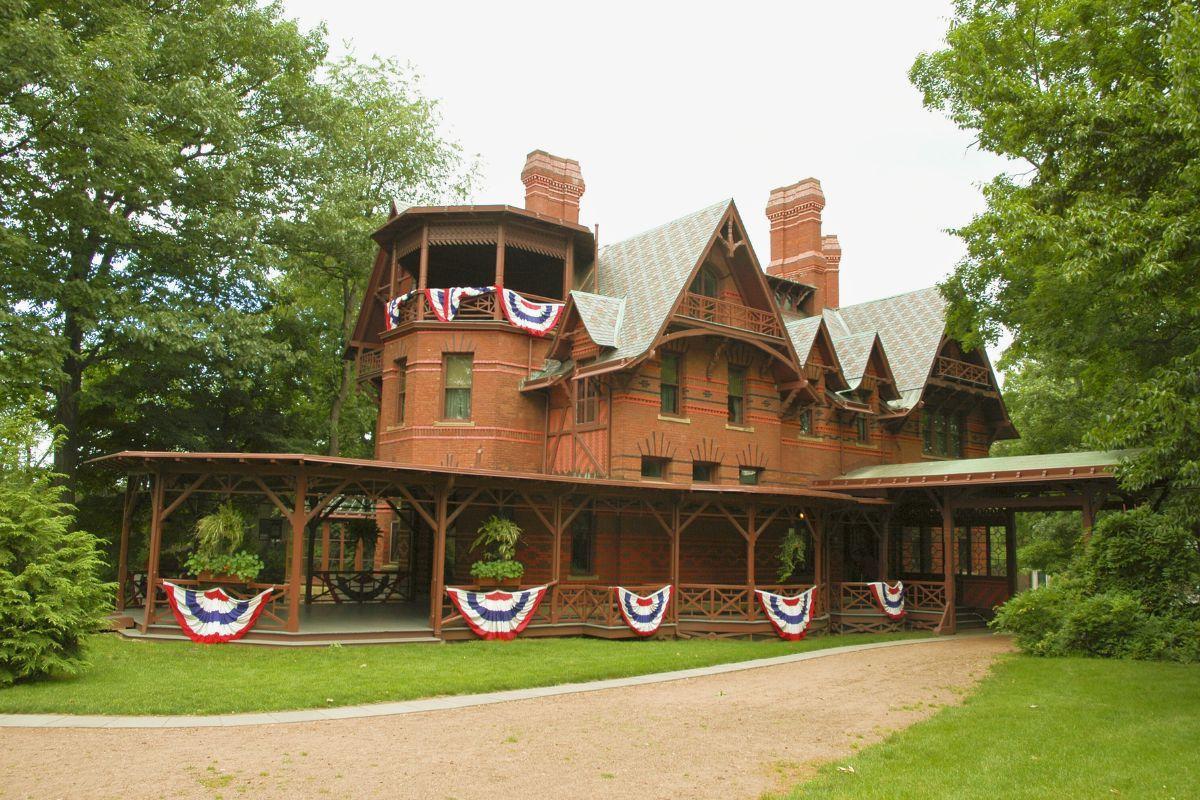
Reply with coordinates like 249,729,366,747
954,607,992,630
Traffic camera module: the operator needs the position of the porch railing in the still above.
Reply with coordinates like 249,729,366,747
677,582,816,621
391,289,563,328
306,569,412,604
933,355,990,388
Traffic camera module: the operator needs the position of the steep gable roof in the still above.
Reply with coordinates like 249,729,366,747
587,199,731,366
823,286,947,407
830,331,879,389
784,316,823,360
571,291,625,348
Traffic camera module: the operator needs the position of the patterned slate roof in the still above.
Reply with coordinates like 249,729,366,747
589,199,731,365
830,331,878,389
570,291,625,348
783,315,823,360
823,286,947,406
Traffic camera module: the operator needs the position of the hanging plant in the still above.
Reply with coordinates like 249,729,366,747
777,526,807,582
469,515,525,584
185,502,263,582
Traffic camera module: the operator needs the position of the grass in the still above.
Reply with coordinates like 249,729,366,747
775,655,1200,799
0,630,925,716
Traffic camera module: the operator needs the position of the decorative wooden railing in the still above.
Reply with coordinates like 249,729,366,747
933,356,991,388
120,572,147,610
904,580,948,611
154,577,291,630
833,582,881,613
357,348,383,380
306,569,411,604
676,583,816,621
677,292,785,339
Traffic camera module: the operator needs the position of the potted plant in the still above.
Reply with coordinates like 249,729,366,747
469,515,524,587
184,502,264,583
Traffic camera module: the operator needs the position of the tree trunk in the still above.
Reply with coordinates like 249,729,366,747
326,278,359,457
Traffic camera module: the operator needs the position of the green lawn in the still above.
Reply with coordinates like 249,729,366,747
0,631,924,716
777,655,1200,799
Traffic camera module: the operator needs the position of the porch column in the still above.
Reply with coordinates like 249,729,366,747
550,494,563,585
430,481,450,635
745,502,757,589
417,223,429,321
938,491,957,635
670,499,681,622
494,222,506,319
116,476,138,612
286,470,307,632
1005,509,1018,598
140,471,165,632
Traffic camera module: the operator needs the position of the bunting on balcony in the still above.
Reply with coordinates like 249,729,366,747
385,291,416,330
426,286,496,322
500,288,564,337
756,587,816,641
868,581,906,620
445,584,549,640
162,581,274,644
615,585,672,636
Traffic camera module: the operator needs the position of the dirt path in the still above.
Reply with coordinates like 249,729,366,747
0,636,1011,800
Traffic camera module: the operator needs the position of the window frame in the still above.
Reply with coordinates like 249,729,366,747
659,352,682,416
395,358,407,425
574,377,600,426
855,415,869,443
640,456,669,479
569,507,596,577
727,364,747,424
798,407,814,436
738,466,762,485
441,352,474,420
689,265,719,298
691,461,718,483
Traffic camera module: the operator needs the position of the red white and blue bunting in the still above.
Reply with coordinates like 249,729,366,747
756,587,816,641
162,581,273,644
500,288,564,337
445,584,549,640
385,291,416,331
868,581,906,620
426,286,495,322
615,585,672,636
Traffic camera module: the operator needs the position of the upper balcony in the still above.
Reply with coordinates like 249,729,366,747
387,287,561,329
676,292,785,339
932,355,991,389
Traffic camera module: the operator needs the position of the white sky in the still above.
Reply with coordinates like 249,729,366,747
284,0,1011,309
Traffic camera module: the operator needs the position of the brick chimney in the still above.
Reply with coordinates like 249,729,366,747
765,178,840,310
521,150,585,223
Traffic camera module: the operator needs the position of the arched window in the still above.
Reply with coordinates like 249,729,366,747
689,266,719,298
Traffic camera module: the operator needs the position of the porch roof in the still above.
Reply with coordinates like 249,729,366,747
89,451,883,505
814,449,1134,490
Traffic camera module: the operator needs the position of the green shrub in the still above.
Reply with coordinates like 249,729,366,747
1055,591,1148,658
991,580,1079,654
0,408,112,686
469,559,525,582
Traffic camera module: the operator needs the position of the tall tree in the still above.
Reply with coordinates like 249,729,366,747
274,56,474,456
911,1,1200,516
0,0,326,494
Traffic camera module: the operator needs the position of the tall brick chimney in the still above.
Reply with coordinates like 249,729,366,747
521,150,585,223
765,178,840,310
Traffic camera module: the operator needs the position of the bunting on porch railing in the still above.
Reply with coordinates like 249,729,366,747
500,288,564,337
426,286,495,322
385,291,416,330
162,581,273,644
868,581,906,620
445,585,549,640
756,587,816,641
615,585,672,636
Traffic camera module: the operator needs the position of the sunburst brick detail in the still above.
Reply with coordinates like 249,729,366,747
636,432,676,460
690,437,722,464
738,443,770,469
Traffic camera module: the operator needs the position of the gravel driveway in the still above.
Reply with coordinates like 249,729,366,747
0,635,1012,800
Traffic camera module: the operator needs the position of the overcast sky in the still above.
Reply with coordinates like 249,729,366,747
283,0,1011,309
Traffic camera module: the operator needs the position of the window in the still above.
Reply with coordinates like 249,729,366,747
689,265,718,298
692,461,717,483
855,415,869,442
738,466,762,485
641,456,668,479
575,377,600,425
570,507,595,576
727,365,746,424
799,408,814,436
442,353,473,419
660,352,681,415
258,518,282,546
395,359,407,425
922,410,967,456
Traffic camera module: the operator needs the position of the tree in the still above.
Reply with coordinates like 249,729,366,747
0,0,327,495
0,405,111,685
912,1,1200,513
274,56,474,456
